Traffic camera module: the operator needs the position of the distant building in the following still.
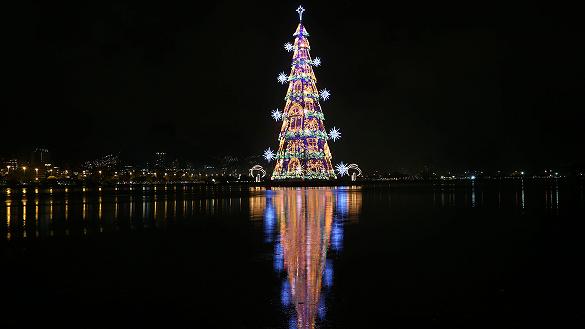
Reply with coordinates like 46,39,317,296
421,164,434,180
31,148,50,166
4,159,18,171
82,154,120,170
153,152,167,169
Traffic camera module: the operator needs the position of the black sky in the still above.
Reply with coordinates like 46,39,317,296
5,1,584,170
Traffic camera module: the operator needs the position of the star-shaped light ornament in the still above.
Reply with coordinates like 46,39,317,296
263,148,275,162
271,109,282,121
335,162,350,177
277,72,288,84
328,127,341,141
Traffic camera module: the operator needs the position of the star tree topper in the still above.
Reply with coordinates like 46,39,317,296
296,5,305,21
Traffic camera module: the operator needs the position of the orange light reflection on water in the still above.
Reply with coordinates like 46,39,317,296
251,187,362,329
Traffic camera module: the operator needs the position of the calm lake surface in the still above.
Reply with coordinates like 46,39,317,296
1,182,584,328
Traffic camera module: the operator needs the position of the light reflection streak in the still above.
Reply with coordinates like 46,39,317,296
65,195,69,221
6,200,10,240
35,199,39,237
521,181,525,209
22,200,27,238
83,195,87,221
99,196,103,221
264,200,276,243
173,200,177,218
555,183,559,209
99,195,104,232
471,182,476,208
164,200,168,222
114,196,119,220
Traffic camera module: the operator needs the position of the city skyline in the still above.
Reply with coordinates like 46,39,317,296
1,146,584,175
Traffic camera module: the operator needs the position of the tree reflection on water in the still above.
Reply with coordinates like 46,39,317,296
254,187,362,329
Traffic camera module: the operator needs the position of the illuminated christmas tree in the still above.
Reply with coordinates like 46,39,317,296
266,6,340,180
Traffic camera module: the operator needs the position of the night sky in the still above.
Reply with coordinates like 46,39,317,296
6,1,584,170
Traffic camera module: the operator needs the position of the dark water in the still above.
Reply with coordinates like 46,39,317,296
1,182,584,328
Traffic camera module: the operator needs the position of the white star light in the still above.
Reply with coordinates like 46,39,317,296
271,109,282,121
311,57,321,67
284,42,294,52
263,148,275,162
328,127,341,141
296,6,305,21
335,162,350,177
320,89,331,101
277,72,288,84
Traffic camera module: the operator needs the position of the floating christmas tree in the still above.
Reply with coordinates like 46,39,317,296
267,6,339,180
